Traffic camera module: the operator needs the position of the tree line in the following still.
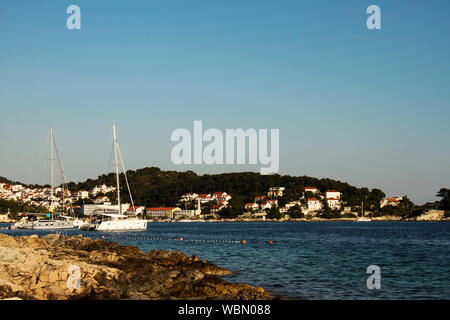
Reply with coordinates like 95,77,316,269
67,167,389,212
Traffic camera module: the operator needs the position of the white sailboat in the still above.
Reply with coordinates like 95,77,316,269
87,123,147,231
14,127,74,230
356,200,371,222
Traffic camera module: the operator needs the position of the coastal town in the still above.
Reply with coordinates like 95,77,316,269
0,181,411,221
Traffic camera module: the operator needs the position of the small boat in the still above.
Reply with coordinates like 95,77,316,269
14,218,74,230
13,127,75,230
82,123,147,232
355,200,371,222
95,213,147,231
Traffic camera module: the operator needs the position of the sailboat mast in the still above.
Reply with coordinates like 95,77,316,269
113,122,121,213
361,200,364,218
50,127,54,219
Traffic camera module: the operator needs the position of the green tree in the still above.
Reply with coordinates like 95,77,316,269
400,196,415,216
267,207,283,220
219,206,239,218
436,188,450,210
288,204,304,219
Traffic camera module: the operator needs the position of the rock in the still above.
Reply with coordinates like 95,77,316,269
168,270,180,278
415,209,446,221
0,233,272,300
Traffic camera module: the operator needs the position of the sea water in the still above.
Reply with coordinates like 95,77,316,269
1,221,449,299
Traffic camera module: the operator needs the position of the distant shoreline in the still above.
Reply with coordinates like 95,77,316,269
1,210,448,227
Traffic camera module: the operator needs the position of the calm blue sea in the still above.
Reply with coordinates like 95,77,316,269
1,221,449,300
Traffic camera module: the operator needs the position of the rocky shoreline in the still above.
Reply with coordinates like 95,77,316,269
0,233,272,300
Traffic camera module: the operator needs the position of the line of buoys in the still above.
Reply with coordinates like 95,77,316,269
2,231,275,245
86,235,249,244
79,234,275,245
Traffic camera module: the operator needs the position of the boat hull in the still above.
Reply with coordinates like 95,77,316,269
15,220,75,230
96,219,147,231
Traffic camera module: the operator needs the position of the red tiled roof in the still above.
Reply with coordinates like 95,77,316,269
146,207,178,211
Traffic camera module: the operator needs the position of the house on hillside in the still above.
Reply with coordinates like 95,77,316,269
326,198,341,210
210,205,225,214
325,190,341,200
307,198,322,212
268,187,285,197
180,193,199,202
280,207,290,214
267,199,278,207
380,196,403,208
261,202,272,210
245,203,259,211
146,207,182,219
212,192,232,201
196,194,214,203
254,195,266,203
94,196,110,204
304,187,319,194
126,206,145,215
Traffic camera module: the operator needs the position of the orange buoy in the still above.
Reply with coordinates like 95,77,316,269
268,241,273,245
179,237,183,241
242,240,246,244
101,236,105,239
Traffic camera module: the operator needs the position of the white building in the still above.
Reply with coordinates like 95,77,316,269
326,198,341,210
280,207,290,214
380,196,402,208
267,199,278,207
304,187,319,194
94,196,110,204
179,210,198,217
90,186,101,196
12,185,23,192
126,206,145,215
245,203,259,211
268,187,285,197
196,194,214,203
261,202,272,210
307,198,322,212
180,193,199,202
77,191,90,200
100,184,115,194
255,195,266,202
212,192,232,201
325,190,341,200
286,201,301,208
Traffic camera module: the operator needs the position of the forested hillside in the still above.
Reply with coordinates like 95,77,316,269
67,167,387,210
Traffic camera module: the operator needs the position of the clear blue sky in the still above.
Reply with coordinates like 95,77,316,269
1,0,449,204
